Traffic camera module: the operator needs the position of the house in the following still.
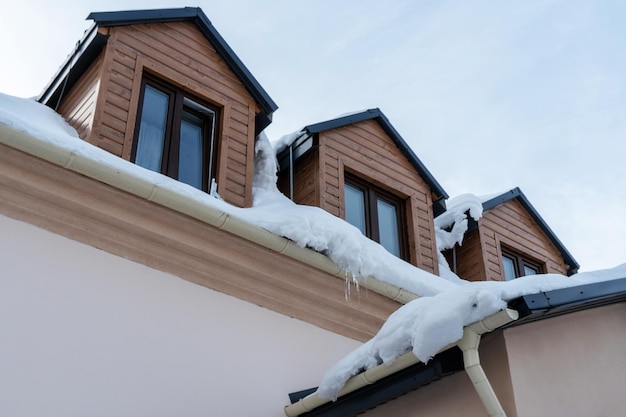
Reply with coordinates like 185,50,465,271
1,6,623,417
443,187,579,282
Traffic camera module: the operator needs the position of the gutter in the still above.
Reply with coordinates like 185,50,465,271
284,308,518,417
0,123,418,305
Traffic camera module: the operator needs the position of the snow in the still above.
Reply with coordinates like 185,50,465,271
270,129,307,155
433,193,483,279
1,92,625,403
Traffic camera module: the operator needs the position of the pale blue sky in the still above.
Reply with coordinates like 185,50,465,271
1,0,624,272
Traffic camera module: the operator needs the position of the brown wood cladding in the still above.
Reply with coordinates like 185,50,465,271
56,21,259,208
454,199,568,282
279,148,320,207
282,120,439,274
0,143,401,342
57,53,104,143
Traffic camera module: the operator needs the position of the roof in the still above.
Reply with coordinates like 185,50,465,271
279,108,448,201
38,7,278,133
286,276,626,416
481,187,580,275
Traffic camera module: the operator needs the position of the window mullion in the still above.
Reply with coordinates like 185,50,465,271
167,93,185,179
395,200,406,260
368,189,380,243
202,116,212,191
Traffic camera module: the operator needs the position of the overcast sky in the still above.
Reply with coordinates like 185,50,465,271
1,0,624,272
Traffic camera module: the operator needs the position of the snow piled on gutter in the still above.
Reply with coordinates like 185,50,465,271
2,92,625,402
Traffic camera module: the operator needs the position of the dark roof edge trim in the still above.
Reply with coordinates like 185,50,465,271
304,109,448,200
483,187,580,273
38,23,102,105
508,276,626,325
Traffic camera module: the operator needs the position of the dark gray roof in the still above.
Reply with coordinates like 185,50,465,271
482,187,579,274
301,108,448,200
38,7,278,133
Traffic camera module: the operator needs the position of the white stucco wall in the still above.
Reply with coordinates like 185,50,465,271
0,214,360,417
504,302,626,417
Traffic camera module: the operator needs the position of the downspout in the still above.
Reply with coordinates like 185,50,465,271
457,308,519,417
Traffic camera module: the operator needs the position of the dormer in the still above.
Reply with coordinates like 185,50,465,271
277,109,448,274
38,8,277,208
445,187,579,281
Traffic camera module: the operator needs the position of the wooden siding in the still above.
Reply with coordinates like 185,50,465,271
454,199,568,282
283,120,439,274
0,143,402,342
278,147,321,206
57,53,104,143
57,22,260,208
449,229,487,282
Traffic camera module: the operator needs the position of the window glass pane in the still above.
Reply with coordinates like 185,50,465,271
377,198,400,257
179,110,204,190
502,255,517,281
345,183,366,235
136,85,169,172
523,265,539,276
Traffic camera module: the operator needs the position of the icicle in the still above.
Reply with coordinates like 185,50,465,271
353,273,361,303
344,271,363,302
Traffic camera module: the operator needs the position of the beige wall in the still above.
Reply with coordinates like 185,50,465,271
504,303,626,417
0,214,360,417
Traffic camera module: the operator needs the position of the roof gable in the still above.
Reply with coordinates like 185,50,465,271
38,7,277,132
303,108,448,200
482,187,579,273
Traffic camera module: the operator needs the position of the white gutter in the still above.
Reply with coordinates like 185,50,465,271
0,123,418,304
284,308,518,417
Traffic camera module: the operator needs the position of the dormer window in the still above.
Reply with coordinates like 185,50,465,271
132,77,219,192
344,174,407,260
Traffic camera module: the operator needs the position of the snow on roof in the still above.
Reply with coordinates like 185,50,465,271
1,92,625,402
